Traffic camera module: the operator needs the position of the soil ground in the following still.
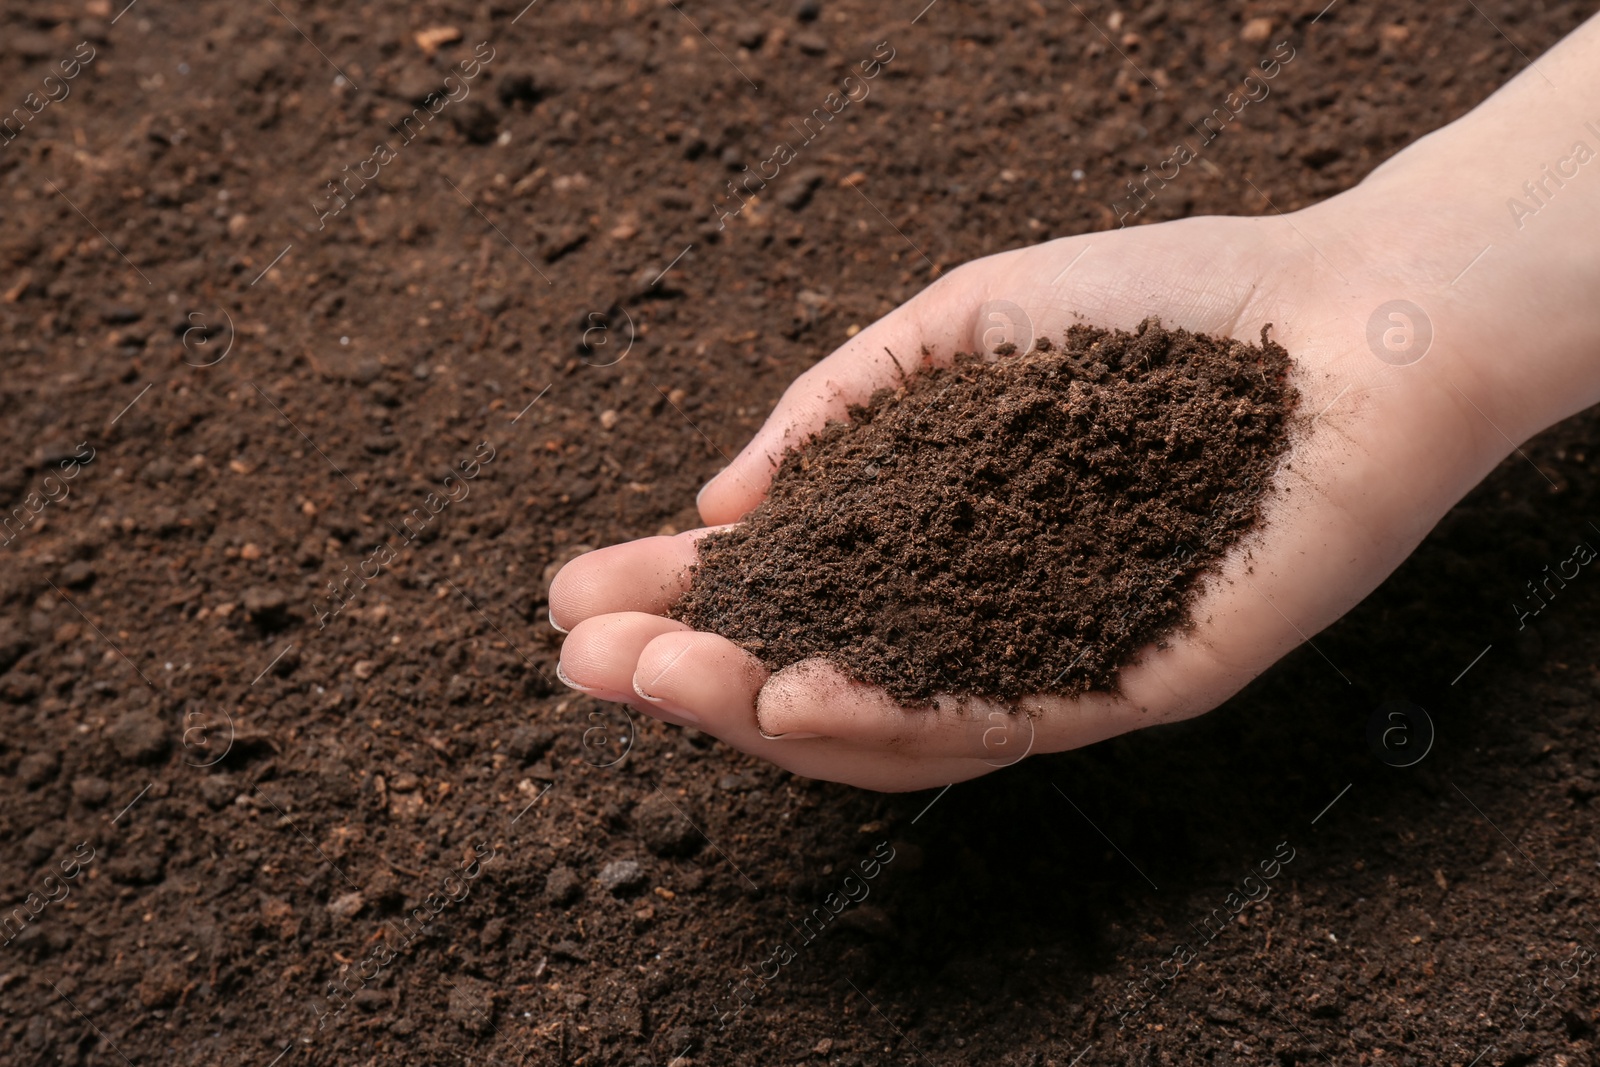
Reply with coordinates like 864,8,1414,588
2,2,1599,1066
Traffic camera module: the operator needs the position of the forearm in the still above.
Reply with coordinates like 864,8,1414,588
1302,10,1600,441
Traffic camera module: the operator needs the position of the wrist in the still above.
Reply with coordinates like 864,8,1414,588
1298,90,1600,446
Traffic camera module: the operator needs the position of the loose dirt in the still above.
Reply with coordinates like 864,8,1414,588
1,3,1597,1066
677,321,1298,702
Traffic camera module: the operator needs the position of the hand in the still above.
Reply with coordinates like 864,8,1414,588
549,17,1600,789
550,207,1505,789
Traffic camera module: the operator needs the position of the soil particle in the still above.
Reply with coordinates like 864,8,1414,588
447,980,494,1033
17,750,58,789
777,168,828,211
59,560,95,589
551,939,589,962
676,320,1298,702
242,585,292,630
0,623,32,674
505,725,555,762
106,707,169,763
136,963,186,1009
733,20,767,49
793,31,828,55
546,865,583,905
633,793,704,857
107,848,166,885
69,775,111,806
199,775,237,809
353,988,389,1013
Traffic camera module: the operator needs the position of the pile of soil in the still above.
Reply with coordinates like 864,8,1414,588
676,320,1298,702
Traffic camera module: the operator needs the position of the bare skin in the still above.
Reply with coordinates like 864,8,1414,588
550,15,1600,791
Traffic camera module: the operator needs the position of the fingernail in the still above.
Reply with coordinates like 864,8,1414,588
758,730,825,741
631,680,703,726
546,608,570,635
554,661,597,694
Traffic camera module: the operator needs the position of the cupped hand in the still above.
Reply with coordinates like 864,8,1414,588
548,197,1520,791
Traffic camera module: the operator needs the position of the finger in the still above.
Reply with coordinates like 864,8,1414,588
547,528,725,632
629,630,768,738
697,264,995,525
557,612,692,704
754,658,1148,760
631,631,995,791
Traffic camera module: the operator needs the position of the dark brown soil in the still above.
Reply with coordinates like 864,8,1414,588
3,3,1599,1067
676,321,1297,702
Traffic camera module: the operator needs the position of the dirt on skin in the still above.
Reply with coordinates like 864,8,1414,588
2,2,1600,1067
675,320,1298,703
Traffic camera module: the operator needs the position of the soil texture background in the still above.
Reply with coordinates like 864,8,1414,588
2,2,1600,1067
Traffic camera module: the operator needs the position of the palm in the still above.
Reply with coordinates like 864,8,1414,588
551,212,1507,790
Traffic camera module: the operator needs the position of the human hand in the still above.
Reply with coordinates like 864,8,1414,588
549,22,1600,790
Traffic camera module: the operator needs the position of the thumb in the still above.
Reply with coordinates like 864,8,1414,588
695,261,1009,525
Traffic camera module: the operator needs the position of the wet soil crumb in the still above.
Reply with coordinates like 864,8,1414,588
674,319,1299,703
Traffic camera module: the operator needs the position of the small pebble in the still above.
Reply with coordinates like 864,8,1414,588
1240,16,1273,43
327,891,365,919
598,859,646,894
414,25,462,56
